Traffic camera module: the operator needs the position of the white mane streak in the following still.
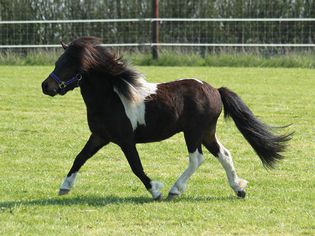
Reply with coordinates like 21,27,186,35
114,75,157,130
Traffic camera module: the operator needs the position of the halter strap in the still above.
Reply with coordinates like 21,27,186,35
50,72,82,92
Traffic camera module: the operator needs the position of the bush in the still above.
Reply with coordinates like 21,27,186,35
0,50,314,68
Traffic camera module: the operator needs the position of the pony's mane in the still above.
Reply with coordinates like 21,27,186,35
68,36,155,102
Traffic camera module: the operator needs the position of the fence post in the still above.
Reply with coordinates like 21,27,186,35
151,0,159,59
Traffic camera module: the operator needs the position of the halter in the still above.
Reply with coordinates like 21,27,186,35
50,72,83,93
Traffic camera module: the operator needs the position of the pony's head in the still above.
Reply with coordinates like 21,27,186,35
42,36,125,96
42,36,146,103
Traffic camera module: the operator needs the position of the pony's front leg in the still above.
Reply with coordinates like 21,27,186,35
59,134,109,195
120,143,163,200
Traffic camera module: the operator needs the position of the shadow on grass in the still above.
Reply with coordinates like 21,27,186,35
0,195,150,209
0,194,241,211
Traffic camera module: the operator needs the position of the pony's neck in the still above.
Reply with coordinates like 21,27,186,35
80,72,115,108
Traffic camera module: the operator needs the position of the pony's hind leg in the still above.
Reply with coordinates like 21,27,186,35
168,130,204,200
168,147,204,200
203,135,248,198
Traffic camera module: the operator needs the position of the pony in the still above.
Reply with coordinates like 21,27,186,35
41,37,291,200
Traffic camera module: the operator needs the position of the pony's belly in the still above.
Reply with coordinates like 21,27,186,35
134,125,180,143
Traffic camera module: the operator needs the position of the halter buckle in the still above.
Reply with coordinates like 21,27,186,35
59,82,66,89
76,74,83,84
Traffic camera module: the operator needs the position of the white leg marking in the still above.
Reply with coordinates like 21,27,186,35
169,150,204,195
216,138,248,194
114,77,157,130
60,172,78,190
149,180,164,200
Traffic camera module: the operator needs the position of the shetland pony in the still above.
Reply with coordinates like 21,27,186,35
42,37,291,200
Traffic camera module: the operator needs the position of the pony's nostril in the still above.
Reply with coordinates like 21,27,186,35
42,80,58,96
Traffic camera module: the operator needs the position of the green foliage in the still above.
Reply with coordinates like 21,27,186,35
129,52,205,67
0,50,61,65
128,51,315,68
1,51,314,68
0,52,23,65
0,66,314,235
23,51,61,65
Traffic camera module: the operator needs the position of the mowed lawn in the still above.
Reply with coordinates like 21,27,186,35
0,66,314,235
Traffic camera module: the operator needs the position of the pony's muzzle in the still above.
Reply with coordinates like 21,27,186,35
42,78,58,97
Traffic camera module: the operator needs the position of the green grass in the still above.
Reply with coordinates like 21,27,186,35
0,66,314,235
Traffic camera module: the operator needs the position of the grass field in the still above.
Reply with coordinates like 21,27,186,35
0,66,314,235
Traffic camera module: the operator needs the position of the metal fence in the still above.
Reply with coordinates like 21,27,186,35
1,0,315,57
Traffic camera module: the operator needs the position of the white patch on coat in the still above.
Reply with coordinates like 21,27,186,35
177,78,203,84
114,76,157,130
169,149,204,195
216,137,248,193
60,172,77,190
149,180,164,199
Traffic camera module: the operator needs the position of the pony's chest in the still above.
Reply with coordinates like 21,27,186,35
117,95,147,131
86,108,132,140
86,112,110,136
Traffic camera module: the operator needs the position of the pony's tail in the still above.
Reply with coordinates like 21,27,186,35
218,87,292,168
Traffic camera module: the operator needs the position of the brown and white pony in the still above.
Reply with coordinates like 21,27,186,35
41,37,291,200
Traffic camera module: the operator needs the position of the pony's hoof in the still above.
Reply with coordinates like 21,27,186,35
153,193,163,201
58,189,70,195
167,192,180,201
237,190,246,198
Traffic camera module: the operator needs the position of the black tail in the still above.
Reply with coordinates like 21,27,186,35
218,87,292,168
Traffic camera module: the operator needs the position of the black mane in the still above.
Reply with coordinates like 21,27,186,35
69,36,143,101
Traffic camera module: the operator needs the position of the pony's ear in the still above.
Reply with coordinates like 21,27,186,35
60,41,68,50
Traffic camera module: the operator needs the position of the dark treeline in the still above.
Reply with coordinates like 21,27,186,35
0,0,314,51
